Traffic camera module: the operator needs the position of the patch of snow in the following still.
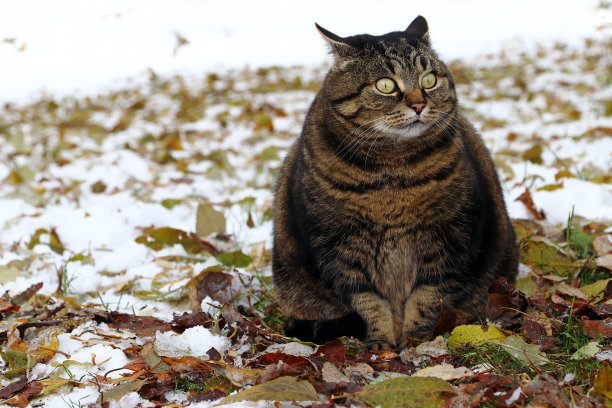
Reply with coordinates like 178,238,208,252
154,325,230,357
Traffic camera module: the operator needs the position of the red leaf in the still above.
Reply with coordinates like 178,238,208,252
313,339,346,366
515,189,546,220
93,311,176,337
256,362,305,384
257,353,314,370
581,319,612,339
0,377,28,400
523,316,556,351
0,381,42,407
207,347,222,361
0,299,19,315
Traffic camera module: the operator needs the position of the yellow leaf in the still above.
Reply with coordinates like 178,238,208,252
580,278,612,303
448,325,507,348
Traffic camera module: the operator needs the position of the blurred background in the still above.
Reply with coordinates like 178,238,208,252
0,0,608,103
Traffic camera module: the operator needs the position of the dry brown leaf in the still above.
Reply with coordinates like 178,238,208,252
596,254,612,271
515,189,546,220
412,364,474,381
593,235,612,256
321,361,350,383
556,282,588,301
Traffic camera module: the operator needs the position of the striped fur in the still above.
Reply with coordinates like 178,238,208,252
272,16,518,349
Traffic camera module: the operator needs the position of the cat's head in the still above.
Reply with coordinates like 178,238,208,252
317,16,457,139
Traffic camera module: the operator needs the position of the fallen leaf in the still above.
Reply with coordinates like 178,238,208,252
497,335,550,366
0,299,19,315
321,361,350,383
414,336,448,358
0,265,20,284
188,267,236,309
590,363,612,399
196,204,226,237
357,376,453,408
135,226,218,255
522,144,543,164
593,235,612,257
0,380,42,408
556,282,588,300
520,239,579,276
523,315,556,351
580,278,612,303
522,374,571,408
448,324,507,348
312,339,346,366
537,182,564,192
217,376,320,405
412,364,473,381
572,342,601,360
216,250,252,268
582,319,612,339
515,189,545,220
597,255,612,271
0,377,28,400
100,379,147,402
93,311,176,337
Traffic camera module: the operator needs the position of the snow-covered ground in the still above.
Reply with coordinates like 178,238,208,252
0,1,610,407
0,0,608,103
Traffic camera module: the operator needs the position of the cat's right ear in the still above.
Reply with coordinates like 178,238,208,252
315,23,358,68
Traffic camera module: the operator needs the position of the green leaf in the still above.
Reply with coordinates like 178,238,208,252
216,251,252,268
69,253,94,265
357,376,453,408
572,341,601,359
258,146,280,161
497,335,550,366
522,144,543,164
581,278,612,303
537,182,564,192
135,227,213,254
196,204,226,237
520,239,579,276
217,376,320,405
161,198,182,209
99,379,146,402
515,275,538,296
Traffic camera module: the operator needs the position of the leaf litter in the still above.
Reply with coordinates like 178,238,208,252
0,28,611,408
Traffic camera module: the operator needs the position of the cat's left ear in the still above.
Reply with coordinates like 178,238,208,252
405,15,430,45
315,23,359,67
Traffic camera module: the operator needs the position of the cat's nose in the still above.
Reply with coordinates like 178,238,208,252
410,101,426,114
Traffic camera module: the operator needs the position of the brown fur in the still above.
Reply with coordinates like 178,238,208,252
272,16,518,349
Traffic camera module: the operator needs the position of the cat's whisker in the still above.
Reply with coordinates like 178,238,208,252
334,117,386,158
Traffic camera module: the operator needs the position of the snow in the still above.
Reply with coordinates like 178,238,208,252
0,0,606,104
154,326,231,357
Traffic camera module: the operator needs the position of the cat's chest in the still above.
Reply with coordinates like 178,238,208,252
369,228,419,307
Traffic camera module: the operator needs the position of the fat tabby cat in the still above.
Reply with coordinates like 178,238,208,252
272,16,518,349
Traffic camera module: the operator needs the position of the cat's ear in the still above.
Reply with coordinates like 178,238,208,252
315,23,359,67
405,15,430,45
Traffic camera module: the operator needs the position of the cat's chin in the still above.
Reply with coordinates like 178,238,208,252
384,121,429,139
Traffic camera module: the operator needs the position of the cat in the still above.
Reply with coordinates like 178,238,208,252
272,16,518,350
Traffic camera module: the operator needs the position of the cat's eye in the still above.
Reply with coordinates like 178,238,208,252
421,73,437,89
375,78,397,94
